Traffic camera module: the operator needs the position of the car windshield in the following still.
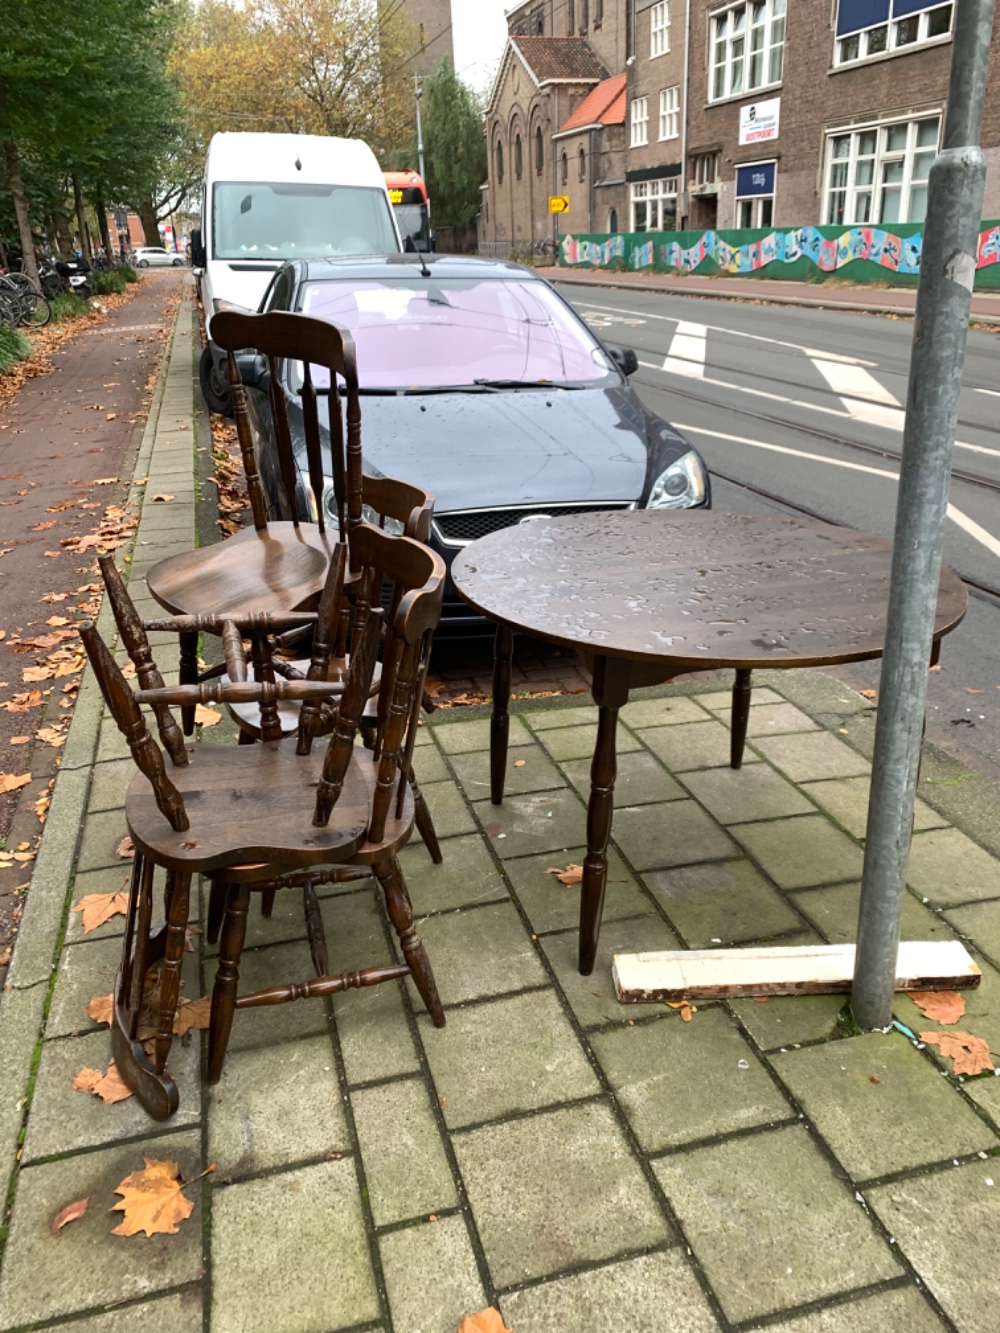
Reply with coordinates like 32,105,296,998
212,182,397,260
297,276,617,390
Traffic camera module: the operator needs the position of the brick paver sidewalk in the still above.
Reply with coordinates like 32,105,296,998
1,283,999,1333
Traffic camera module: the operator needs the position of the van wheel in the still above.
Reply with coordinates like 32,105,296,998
199,347,233,417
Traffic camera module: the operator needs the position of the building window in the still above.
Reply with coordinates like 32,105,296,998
711,0,785,101
631,97,649,147
824,115,939,225
835,0,952,65
514,134,523,179
658,86,680,140
567,0,575,33
561,151,568,185
651,1,671,55
535,127,544,174
736,161,776,227
579,147,587,180
631,177,678,231
609,208,618,231
690,152,720,186
496,141,504,184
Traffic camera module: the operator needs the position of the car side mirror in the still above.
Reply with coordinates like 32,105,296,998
234,351,270,391
190,229,206,268
608,344,639,377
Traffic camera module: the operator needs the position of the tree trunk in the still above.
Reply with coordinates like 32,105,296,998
55,212,74,258
136,197,161,248
3,139,40,286
95,187,113,262
72,173,91,260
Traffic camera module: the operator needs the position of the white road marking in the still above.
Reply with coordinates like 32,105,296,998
811,358,905,429
676,421,1000,561
663,320,707,378
974,386,1000,397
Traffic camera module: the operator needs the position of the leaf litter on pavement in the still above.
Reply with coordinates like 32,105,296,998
921,1031,995,1076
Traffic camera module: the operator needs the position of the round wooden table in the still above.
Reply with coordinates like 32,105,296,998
450,510,968,975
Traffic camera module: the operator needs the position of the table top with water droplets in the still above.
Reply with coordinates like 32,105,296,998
450,510,968,669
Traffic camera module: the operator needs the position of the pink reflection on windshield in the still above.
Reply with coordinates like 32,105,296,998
299,278,611,388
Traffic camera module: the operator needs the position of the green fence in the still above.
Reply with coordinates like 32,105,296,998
558,221,1000,289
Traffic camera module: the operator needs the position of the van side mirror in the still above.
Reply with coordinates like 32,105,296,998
608,344,639,377
234,351,270,392
190,228,206,268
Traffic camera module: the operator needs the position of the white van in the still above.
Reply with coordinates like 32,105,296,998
190,132,401,413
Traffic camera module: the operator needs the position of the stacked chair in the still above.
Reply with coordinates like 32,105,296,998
80,312,448,1119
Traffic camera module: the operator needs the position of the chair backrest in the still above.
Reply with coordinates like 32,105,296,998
361,474,433,544
211,310,361,542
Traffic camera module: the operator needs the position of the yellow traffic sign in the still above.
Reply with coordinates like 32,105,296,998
549,196,569,214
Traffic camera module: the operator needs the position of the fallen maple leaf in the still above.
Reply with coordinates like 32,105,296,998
907,990,966,1025
859,689,877,700
964,688,984,694
194,705,221,727
86,993,114,1026
921,1030,995,1076
52,1198,89,1234
22,666,53,682
544,863,583,887
513,759,526,768
0,772,31,794
106,413,117,421
117,837,135,859
458,1311,512,1333
111,1159,195,1237
929,664,942,672
173,995,211,1037
666,999,696,1022
73,1059,133,1104
71,890,129,934
151,493,175,503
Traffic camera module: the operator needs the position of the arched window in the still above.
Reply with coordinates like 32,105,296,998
578,147,586,181
514,134,523,179
561,152,568,185
496,141,504,184
535,127,544,174
609,208,618,232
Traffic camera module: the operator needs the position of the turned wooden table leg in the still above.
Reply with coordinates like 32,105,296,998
579,656,631,976
731,668,752,769
178,630,198,736
490,622,514,805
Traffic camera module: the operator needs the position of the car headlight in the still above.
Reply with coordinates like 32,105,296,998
646,451,707,510
320,481,405,534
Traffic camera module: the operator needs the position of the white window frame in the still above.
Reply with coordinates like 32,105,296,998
651,1,671,56
834,1,952,66
631,96,650,147
658,86,680,140
710,0,786,103
735,161,776,227
631,177,679,231
823,113,940,226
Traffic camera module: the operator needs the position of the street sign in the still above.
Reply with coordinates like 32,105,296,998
549,196,569,214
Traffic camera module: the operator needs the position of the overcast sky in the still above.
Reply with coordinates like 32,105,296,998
451,0,509,94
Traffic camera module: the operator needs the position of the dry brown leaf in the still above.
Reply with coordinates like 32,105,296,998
513,759,526,768
173,995,212,1037
9,736,29,745
907,990,966,1025
22,666,53,682
71,890,129,934
458,1311,512,1333
151,493,175,503
117,836,135,859
666,999,696,1021
921,1030,995,1076
73,1060,133,1104
194,705,221,727
929,664,942,672
106,413,117,421
86,993,114,1026
859,688,877,700
111,1159,195,1237
72,1067,102,1092
52,1198,89,1234
46,615,70,626
544,863,583,887
0,772,31,794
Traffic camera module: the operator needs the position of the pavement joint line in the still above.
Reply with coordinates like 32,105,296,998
373,1203,465,1237
645,1116,810,1164
0,1281,206,1333
490,1236,683,1299
850,1145,1000,1196
445,1090,609,1140
22,1116,199,1171
726,1275,924,1333
210,1145,358,1191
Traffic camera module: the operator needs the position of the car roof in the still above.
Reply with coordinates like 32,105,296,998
297,254,540,284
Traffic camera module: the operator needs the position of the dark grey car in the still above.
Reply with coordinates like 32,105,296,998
237,254,711,631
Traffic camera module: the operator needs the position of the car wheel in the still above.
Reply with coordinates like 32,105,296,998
199,346,233,417
172,258,183,267
138,259,149,268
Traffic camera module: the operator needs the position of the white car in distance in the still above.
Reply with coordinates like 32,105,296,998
135,246,185,268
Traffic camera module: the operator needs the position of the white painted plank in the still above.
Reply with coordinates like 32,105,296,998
613,940,981,1004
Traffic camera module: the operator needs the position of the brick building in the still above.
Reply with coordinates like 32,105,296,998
477,0,1000,246
384,0,453,75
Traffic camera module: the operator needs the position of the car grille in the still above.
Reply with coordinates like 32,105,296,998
432,502,634,547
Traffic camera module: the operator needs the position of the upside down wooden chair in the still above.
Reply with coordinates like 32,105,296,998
82,524,447,1120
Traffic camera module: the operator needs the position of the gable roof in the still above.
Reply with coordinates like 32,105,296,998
557,73,627,135
485,35,608,115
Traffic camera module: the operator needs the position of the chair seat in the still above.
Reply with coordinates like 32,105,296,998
125,742,413,873
146,522,336,616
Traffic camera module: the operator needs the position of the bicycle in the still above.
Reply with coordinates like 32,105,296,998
0,273,52,327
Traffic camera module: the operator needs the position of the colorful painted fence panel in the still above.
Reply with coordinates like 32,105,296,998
559,222,1000,289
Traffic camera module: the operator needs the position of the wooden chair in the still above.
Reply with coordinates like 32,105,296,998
145,310,362,734
83,526,447,1120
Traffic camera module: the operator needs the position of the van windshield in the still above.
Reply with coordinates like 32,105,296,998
212,182,398,260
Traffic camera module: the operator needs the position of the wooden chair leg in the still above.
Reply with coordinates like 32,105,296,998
208,881,250,1084
303,883,330,976
374,858,445,1027
260,888,276,918
490,622,514,805
178,631,198,736
153,870,192,1075
206,880,227,946
411,768,442,864
731,668,752,769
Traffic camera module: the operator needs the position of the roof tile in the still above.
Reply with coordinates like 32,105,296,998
511,36,609,85
558,73,627,132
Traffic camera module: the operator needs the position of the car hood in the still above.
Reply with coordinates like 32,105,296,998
326,387,656,512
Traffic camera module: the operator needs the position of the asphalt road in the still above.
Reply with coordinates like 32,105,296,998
556,280,1000,772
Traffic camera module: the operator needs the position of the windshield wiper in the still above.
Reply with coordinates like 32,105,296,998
473,378,586,391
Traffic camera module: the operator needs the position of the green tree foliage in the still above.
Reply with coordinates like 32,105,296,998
421,60,486,230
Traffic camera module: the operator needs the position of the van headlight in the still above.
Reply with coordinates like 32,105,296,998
320,482,405,534
646,451,707,509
